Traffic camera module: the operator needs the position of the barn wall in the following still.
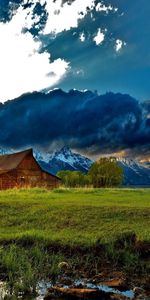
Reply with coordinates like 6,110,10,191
0,152,60,189
0,170,17,190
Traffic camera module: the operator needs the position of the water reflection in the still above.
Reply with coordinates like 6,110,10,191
0,279,134,300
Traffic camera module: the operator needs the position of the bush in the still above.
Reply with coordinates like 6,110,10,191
57,170,91,187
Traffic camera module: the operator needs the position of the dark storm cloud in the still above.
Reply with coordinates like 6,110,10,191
0,90,149,156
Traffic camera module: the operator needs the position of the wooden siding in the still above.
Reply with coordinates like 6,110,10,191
0,152,60,190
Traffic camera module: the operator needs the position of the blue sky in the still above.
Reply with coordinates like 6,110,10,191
0,0,149,160
0,0,149,102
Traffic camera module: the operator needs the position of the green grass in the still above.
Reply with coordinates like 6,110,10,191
0,188,150,246
0,188,150,297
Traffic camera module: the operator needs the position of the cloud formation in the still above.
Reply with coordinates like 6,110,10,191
0,0,70,102
115,39,126,52
43,0,96,34
0,90,149,159
93,28,105,45
79,32,85,42
0,0,122,102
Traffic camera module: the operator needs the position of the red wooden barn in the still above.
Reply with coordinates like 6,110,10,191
0,149,60,190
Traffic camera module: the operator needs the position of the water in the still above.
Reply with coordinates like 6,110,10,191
73,279,134,299
0,279,135,300
35,279,134,300
36,281,52,300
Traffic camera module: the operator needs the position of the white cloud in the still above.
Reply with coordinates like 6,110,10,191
115,39,126,52
76,69,84,76
0,1,69,102
44,0,95,34
43,0,118,35
93,28,105,45
0,0,120,102
96,3,117,13
79,32,85,42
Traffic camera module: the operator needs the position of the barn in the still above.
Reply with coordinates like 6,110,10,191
0,149,60,190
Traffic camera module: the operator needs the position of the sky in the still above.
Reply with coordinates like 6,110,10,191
0,0,150,102
0,0,149,160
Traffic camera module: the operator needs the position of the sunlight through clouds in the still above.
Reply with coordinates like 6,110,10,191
0,0,120,102
0,0,69,102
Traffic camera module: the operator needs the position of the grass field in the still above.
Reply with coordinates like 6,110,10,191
0,188,150,297
0,188,150,246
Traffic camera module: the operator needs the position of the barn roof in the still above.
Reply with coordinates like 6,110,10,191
0,149,33,174
0,149,60,179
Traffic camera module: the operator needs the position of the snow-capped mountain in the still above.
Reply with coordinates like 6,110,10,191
35,147,93,175
0,146,150,186
33,150,52,164
35,148,150,186
117,158,150,186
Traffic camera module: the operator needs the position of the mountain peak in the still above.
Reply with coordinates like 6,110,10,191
35,146,93,175
59,146,72,155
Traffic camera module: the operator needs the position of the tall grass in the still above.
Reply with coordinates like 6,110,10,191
0,188,150,298
0,187,149,245
0,188,150,245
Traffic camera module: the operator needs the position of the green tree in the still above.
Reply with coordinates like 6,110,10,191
57,170,91,187
57,170,71,187
88,157,123,188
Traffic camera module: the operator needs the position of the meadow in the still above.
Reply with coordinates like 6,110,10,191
0,187,150,246
0,188,150,298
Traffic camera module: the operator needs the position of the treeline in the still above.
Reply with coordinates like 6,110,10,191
57,157,123,188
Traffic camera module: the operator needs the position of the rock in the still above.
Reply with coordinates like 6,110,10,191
52,286,112,299
44,287,129,300
132,287,150,300
58,261,70,270
92,271,125,284
133,287,144,296
92,272,108,282
44,288,56,299
101,278,127,289
134,295,150,300
44,293,56,299
110,294,128,300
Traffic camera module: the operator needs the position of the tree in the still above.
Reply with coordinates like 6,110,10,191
88,157,123,188
57,170,71,187
57,170,89,187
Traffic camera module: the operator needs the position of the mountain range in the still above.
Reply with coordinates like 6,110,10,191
0,146,150,186
35,146,93,175
35,147,150,186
